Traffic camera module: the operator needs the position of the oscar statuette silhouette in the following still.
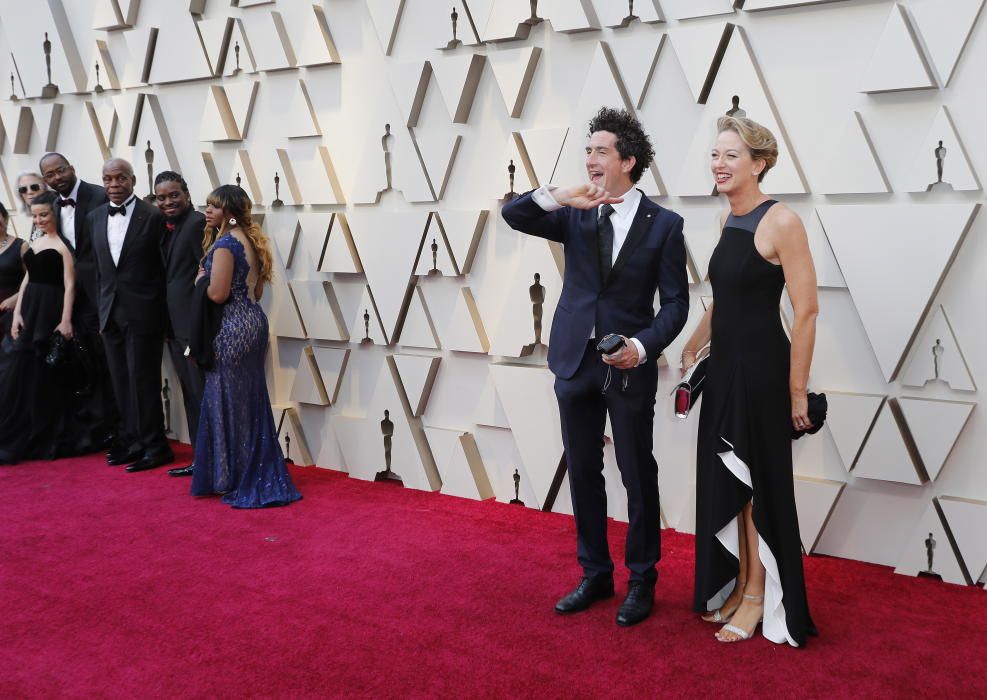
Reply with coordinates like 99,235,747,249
374,410,403,484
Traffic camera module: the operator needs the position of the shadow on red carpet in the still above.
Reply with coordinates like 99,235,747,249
0,443,982,698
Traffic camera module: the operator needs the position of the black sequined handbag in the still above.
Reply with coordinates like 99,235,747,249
44,331,68,367
45,331,94,396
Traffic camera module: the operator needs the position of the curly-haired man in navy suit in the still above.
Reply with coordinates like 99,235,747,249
502,108,688,626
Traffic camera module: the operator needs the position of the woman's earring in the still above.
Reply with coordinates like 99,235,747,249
228,217,237,226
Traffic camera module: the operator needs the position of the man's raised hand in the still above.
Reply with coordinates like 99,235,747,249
555,184,624,210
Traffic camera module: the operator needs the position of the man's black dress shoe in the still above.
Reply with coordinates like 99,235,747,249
125,454,174,473
555,577,615,615
616,581,655,627
107,449,142,466
168,464,194,477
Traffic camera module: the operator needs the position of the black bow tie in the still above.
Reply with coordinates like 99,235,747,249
108,203,127,217
61,198,76,208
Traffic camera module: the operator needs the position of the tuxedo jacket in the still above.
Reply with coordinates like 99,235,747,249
501,190,689,380
88,197,168,334
55,180,108,309
162,209,206,343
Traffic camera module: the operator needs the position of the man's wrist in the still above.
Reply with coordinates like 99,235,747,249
628,337,647,366
531,185,563,212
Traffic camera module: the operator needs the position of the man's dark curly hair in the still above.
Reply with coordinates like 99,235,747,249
587,107,654,184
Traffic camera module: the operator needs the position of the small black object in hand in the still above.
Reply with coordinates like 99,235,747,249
792,392,827,440
596,334,626,355
44,331,67,367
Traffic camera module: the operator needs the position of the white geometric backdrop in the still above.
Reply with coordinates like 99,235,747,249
2,0,985,587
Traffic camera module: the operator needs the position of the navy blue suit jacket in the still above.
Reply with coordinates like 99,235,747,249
502,190,689,379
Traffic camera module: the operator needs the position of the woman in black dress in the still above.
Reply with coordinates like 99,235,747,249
681,117,819,645
0,191,82,463
0,203,30,340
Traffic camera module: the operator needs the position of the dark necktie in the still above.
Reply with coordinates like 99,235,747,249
61,198,76,208
598,203,615,282
108,203,127,216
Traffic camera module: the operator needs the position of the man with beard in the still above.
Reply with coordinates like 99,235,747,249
153,171,206,477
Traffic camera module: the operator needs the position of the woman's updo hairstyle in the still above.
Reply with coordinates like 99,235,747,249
717,116,779,183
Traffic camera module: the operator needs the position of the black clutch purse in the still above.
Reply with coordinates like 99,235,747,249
673,354,708,418
44,331,68,367
792,392,827,440
45,331,94,396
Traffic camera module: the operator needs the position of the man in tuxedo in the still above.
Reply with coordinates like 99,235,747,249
40,152,116,442
89,158,173,472
153,171,206,478
501,108,688,626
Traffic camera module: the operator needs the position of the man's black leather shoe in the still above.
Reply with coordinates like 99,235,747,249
168,464,194,477
616,581,655,627
555,577,615,615
125,454,174,473
107,449,142,466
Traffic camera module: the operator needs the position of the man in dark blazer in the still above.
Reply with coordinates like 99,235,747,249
40,152,116,442
88,158,173,472
502,108,689,627
153,171,206,477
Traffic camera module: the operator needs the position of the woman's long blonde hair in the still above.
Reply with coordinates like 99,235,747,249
204,184,273,283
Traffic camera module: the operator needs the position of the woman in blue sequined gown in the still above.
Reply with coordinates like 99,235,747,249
191,185,301,508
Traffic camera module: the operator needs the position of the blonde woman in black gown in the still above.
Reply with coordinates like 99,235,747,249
681,117,819,645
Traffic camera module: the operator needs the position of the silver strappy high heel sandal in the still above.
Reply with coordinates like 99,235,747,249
716,594,764,642
701,580,746,624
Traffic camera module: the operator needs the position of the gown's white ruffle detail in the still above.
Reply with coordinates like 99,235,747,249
707,440,798,647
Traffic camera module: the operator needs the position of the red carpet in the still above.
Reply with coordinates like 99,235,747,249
1,444,983,699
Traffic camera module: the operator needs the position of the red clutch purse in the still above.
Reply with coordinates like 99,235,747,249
673,354,708,419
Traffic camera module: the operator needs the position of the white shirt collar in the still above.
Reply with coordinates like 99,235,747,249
600,186,642,221
62,179,81,202
111,195,137,211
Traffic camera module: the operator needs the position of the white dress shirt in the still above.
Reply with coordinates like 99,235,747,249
531,184,648,365
107,195,137,266
59,179,81,249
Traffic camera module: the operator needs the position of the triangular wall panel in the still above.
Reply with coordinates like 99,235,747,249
860,3,936,94
793,477,845,554
900,305,976,392
894,500,968,585
289,346,330,406
392,354,441,417
487,46,541,118
310,347,350,405
489,364,563,509
817,203,979,381
908,0,985,86
817,112,891,194
367,0,406,55
904,106,980,192
824,392,885,473
938,496,987,584
346,210,430,344
897,398,975,482
852,401,923,486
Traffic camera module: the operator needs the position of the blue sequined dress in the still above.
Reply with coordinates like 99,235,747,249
191,233,301,508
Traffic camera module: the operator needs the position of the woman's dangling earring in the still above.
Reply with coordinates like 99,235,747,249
228,217,237,226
